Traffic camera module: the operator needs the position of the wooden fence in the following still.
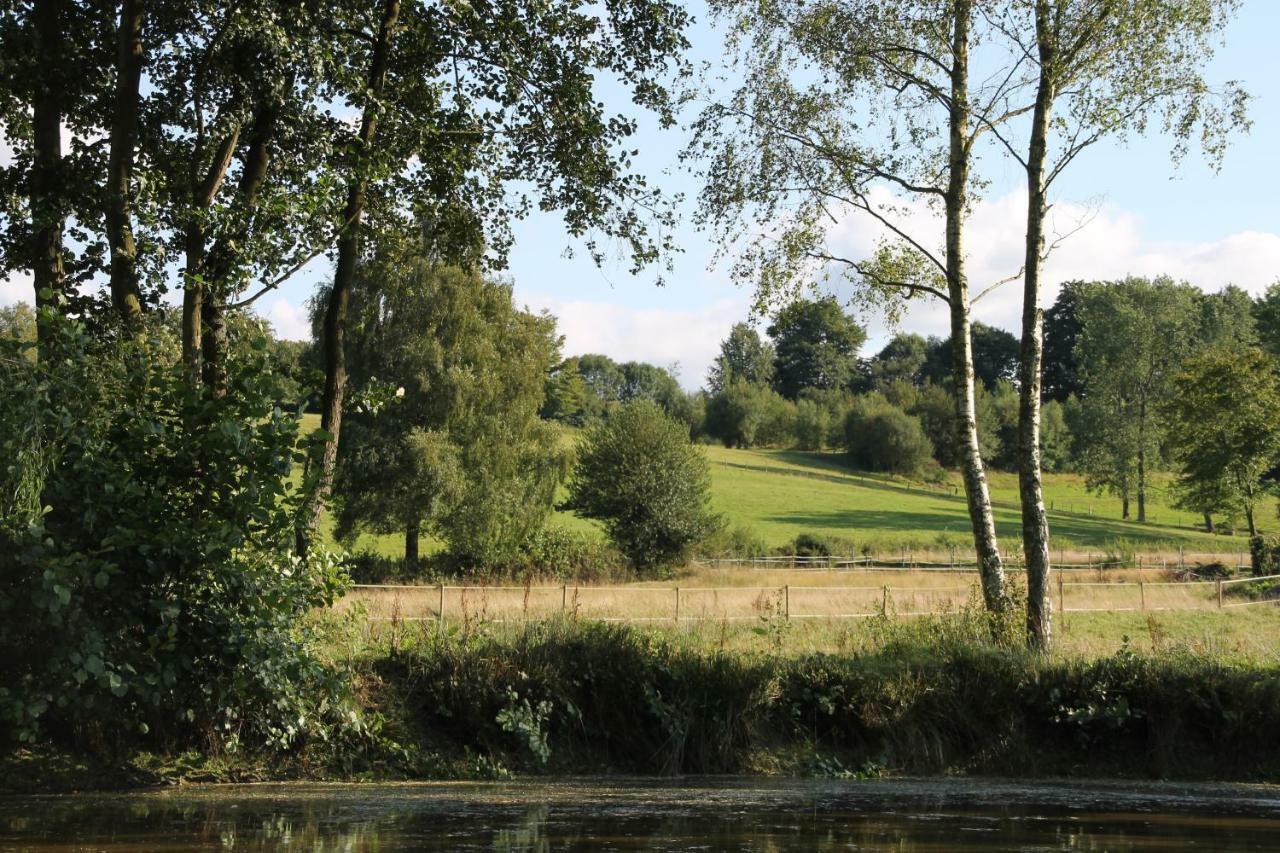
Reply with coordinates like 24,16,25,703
341,573,1280,625
691,549,1251,573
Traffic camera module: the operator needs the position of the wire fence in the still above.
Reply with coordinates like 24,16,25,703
341,573,1280,625
690,549,1253,575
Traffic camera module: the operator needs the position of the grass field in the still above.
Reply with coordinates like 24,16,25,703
303,411,1247,559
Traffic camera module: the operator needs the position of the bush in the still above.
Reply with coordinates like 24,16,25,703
0,315,355,752
794,399,831,450
845,403,934,476
566,401,722,572
1249,535,1280,578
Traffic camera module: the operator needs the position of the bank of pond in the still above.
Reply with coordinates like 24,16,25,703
7,613,1280,793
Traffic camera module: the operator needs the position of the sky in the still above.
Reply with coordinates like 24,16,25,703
3,1,1278,391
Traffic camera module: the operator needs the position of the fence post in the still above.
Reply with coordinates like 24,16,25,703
784,585,790,620
562,584,567,615
1179,547,1185,569
674,586,680,624
1139,581,1146,611
1058,575,1065,615
438,584,445,627
882,584,889,613
1217,580,1223,609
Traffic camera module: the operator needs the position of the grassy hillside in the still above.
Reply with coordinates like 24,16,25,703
299,414,1244,559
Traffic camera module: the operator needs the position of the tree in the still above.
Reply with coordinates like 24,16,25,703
794,398,832,450
766,297,866,400
330,247,567,567
566,400,721,571
707,322,775,393
298,0,692,553
868,334,928,389
921,324,1020,391
845,400,934,476
999,0,1247,648
706,376,762,448
1163,347,1280,538
542,357,591,426
690,0,1046,610
1074,277,1201,523
1253,282,1280,359
1043,283,1086,402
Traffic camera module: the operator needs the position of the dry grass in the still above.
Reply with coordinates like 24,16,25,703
338,565,1276,627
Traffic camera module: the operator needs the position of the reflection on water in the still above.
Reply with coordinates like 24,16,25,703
3,777,1280,851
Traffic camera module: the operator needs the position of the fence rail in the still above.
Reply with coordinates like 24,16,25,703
341,572,1280,625
690,549,1252,574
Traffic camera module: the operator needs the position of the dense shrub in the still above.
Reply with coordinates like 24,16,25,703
566,401,722,571
704,379,796,448
380,617,1280,779
793,399,831,450
1249,535,1280,578
0,317,355,751
845,403,934,476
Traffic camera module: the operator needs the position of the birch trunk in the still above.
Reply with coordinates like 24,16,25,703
1020,2,1055,650
297,0,402,557
947,0,1006,612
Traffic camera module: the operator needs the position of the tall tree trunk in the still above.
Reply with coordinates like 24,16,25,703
31,0,68,352
1121,494,1129,520
183,127,240,380
1019,2,1055,650
202,106,276,396
1136,398,1148,522
1203,512,1214,534
297,0,402,557
946,0,1006,612
106,0,144,324
405,522,420,572
1246,504,1257,537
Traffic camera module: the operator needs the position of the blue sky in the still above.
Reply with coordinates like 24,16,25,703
3,1,1277,390
490,0,1280,388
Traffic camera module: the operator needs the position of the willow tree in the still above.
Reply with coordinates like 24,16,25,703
982,0,1248,648
331,243,566,569
690,0,1030,610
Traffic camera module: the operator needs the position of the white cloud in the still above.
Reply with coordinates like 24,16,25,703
821,187,1280,345
258,296,311,341
516,291,750,389
0,272,32,306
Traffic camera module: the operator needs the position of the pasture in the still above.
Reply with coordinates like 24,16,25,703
301,408,1244,560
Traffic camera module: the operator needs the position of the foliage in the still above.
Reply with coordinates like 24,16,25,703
0,314,353,750
766,297,866,400
332,250,567,567
845,400,934,477
1043,283,1087,402
1163,347,1280,536
381,616,1280,779
1073,277,1202,517
793,399,832,451
867,334,927,390
1248,536,1280,579
920,324,1020,392
707,322,775,393
566,401,721,571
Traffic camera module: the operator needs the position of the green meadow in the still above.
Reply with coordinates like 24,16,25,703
304,412,1240,560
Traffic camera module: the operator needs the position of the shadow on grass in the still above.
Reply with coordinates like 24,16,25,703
764,505,1228,550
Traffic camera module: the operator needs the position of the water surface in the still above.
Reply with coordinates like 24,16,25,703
4,777,1280,851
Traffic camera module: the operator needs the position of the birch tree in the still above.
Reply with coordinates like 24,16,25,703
689,0,1031,610
986,0,1247,648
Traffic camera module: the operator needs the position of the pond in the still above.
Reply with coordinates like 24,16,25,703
3,777,1280,851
